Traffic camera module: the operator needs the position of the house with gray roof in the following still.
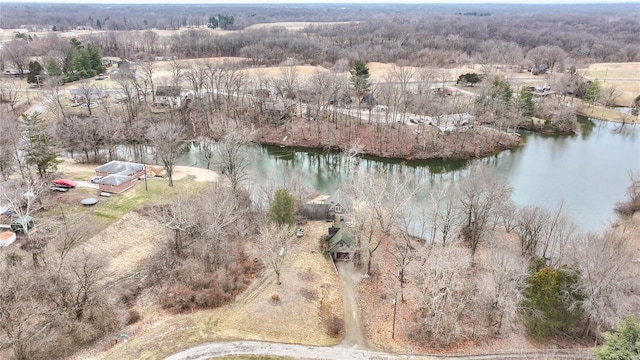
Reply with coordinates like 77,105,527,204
94,161,145,193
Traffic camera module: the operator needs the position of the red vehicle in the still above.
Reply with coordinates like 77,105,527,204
52,179,78,189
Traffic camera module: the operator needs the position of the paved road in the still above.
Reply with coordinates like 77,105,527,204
165,341,404,360
164,340,594,360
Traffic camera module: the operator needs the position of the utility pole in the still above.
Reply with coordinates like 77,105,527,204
392,293,398,339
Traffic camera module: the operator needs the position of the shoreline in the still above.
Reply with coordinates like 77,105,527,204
256,120,521,163
575,103,639,124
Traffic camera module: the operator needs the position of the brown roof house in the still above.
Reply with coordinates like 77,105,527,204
94,160,145,193
154,86,183,107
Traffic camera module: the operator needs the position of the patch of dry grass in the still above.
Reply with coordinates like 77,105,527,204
245,21,358,31
576,103,639,123
581,62,640,106
100,221,343,360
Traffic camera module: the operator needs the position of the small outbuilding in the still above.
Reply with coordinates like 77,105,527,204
0,231,16,247
10,216,34,233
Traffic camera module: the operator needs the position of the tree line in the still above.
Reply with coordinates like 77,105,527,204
1,4,638,66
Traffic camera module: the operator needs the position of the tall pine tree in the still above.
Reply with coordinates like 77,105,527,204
21,112,60,178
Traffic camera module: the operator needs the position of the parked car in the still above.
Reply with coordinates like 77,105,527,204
90,176,103,184
296,228,305,237
52,179,77,188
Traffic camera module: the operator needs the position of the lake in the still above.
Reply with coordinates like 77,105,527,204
173,118,639,232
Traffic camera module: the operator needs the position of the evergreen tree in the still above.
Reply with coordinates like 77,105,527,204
26,61,43,85
583,81,601,105
457,73,482,86
521,258,584,339
207,16,218,28
86,44,105,73
61,38,105,83
21,112,60,178
518,88,535,117
46,58,62,77
350,60,371,97
490,78,513,103
596,317,640,360
269,188,295,227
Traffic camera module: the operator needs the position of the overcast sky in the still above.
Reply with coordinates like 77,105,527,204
3,0,637,4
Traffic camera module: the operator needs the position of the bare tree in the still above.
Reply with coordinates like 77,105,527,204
0,113,19,180
113,71,142,123
142,30,159,53
486,252,526,335
64,250,108,321
215,125,256,192
168,57,186,87
388,226,416,302
195,184,248,270
412,244,477,347
0,78,22,113
75,80,102,116
569,229,640,340
458,167,513,263
257,222,293,285
2,179,47,240
46,76,68,122
614,171,640,216
515,203,577,265
349,167,419,275
428,184,460,246
0,260,52,360
184,61,207,99
154,192,199,256
600,85,622,107
138,61,156,104
149,120,185,187
2,39,31,78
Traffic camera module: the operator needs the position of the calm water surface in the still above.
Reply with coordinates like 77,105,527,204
174,118,639,232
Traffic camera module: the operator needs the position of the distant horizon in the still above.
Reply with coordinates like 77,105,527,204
2,0,638,4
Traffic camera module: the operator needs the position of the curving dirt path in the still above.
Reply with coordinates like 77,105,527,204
336,261,367,348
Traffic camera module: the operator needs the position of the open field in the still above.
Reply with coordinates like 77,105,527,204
245,21,357,31
581,62,640,106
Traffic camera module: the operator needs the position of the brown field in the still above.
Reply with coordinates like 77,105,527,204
47,161,342,360
95,221,343,360
581,62,640,106
244,21,358,31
